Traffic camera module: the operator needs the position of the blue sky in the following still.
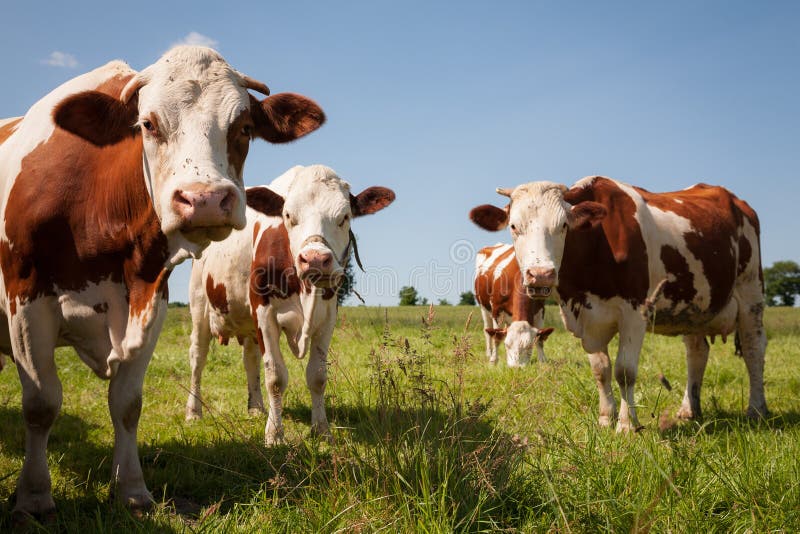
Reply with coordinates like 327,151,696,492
2,1,798,306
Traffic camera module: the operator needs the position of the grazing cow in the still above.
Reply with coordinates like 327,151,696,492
474,243,553,367
0,46,324,519
470,176,766,431
186,165,395,445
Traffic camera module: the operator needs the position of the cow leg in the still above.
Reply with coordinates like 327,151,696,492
586,347,616,427
480,307,497,364
242,337,265,415
10,305,60,519
261,318,288,446
737,300,768,418
677,335,709,420
307,317,335,442
108,350,155,509
614,319,646,432
185,307,211,420
533,307,546,363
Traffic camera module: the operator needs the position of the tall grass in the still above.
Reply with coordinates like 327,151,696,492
0,305,798,531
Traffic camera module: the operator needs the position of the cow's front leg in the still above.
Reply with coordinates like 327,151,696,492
533,307,547,363
677,335,709,420
260,318,288,446
307,317,335,442
108,348,155,510
10,306,61,521
480,308,497,364
185,308,211,420
587,348,616,427
242,337,265,415
614,319,646,432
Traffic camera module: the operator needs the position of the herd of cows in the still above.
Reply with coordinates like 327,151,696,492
0,46,768,521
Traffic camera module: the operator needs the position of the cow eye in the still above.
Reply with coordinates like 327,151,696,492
241,124,253,137
142,120,155,133
510,224,517,231
338,214,350,227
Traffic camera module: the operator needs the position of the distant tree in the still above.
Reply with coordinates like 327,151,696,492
337,257,356,305
399,286,419,306
764,260,800,307
459,291,476,306
419,297,429,306
438,298,451,306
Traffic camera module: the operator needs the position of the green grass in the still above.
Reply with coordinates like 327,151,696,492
0,305,798,532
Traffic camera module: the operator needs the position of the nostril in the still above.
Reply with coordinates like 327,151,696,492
298,254,309,266
173,190,193,207
219,190,235,212
322,255,332,267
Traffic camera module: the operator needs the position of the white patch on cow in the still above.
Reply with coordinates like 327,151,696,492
492,246,516,280
614,181,712,314
674,199,683,204
477,243,511,275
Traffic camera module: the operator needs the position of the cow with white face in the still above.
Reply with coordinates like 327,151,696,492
0,46,324,520
471,177,766,431
187,165,395,445
474,243,554,367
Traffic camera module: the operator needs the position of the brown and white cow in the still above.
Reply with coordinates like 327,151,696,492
470,176,766,431
474,243,553,367
186,165,394,445
0,46,324,519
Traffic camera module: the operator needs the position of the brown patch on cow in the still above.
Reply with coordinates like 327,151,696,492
122,395,142,433
737,234,752,277
475,245,544,325
660,245,697,304
350,187,396,217
93,302,109,313
637,184,742,315
218,334,230,346
249,223,301,305
206,274,229,315
0,74,170,319
226,110,252,180
249,222,302,351
558,177,649,308
0,118,22,146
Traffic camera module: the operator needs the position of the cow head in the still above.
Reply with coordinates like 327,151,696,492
470,181,606,297
53,46,325,260
246,165,395,288
485,323,554,367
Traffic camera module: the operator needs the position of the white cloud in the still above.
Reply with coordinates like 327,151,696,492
41,51,78,68
172,32,218,48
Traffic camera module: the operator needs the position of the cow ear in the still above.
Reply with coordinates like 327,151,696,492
246,187,284,216
250,93,325,144
470,204,509,231
568,201,606,231
485,328,507,341
350,187,396,217
53,90,138,146
535,327,555,343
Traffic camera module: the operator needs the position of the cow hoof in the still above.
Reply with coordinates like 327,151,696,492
598,415,614,428
11,507,57,529
746,405,769,420
185,409,202,421
119,490,155,513
248,406,266,417
311,423,334,444
265,433,286,447
676,406,698,420
615,421,638,433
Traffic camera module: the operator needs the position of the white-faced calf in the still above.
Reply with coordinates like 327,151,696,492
474,243,553,366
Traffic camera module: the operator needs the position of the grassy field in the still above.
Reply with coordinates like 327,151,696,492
0,304,798,532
